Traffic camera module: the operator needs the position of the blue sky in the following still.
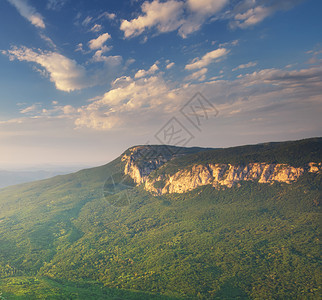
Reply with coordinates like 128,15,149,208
0,0,321,167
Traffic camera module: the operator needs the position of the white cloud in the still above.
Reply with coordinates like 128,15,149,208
80,12,116,31
166,62,175,69
134,63,159,79
2,63,321,168
177,17,204,38
229,0,305,29
20,103,41,114
120,0,184,38
112,76,132,87
240,66,322,91
40,33,57,49
187,0,228,15
2,63,321,166
3,42,124,91
75,75,174,130
126,58,136,67
208,75,224,81
3,46,90,92
119,0,304,39
232,61,257,71
120,0,229,39
82,16,92,26
184,67,208,81
7,0,45,28
90,24,102,32
92,52,122,65
90,45,113,61
75,43,84,52
29,102,78,117
46,0,67,11
88,33,111,50
219,39,239,48
73,64,322,132
185,48,229,70
99,12,116,20
234,6,271,28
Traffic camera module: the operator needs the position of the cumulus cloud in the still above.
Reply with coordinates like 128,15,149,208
3,46,90,92
234,5,271,28
2,63,321,167
120,0,184,38
75,75,174,130
120,0,229,39
3,42,124,91
90,24,102,32
90,45,113,61
20,103,41,114
88,33,111,50
120,0,303,39
185,48,229,70
230,0,305,29
75,43,84,53
232,61,257,71
20,102,77,118
92,52,122,65
187,0,228,15
4,62,321,143
134,63,159,79
73,64,322,131
166,62,175,69
7,0,45,28
240,66,322,91
99,12,116,20
184,68,208,81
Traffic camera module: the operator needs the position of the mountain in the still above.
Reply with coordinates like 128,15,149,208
0,138,321,299
122,142,321,194
0,165,92,189
0,170,66,189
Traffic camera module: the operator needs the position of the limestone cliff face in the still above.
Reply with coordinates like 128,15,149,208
122,148,321,195
122,146,175,184
144,163,321,195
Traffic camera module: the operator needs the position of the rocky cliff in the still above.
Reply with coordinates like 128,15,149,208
122,146,176,184
122,146,322,195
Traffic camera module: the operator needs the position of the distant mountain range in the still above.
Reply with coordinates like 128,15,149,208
0,165,92,189
0,137,321,299
0,170,64,189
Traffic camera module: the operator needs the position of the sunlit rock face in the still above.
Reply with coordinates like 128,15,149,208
122,146,178,184
122,147,321,195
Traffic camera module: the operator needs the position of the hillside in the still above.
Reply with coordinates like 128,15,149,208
0,138,321,299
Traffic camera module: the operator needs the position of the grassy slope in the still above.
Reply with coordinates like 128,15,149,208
0,138,321,299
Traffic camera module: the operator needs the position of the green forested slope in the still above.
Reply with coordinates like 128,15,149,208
0,138,321,299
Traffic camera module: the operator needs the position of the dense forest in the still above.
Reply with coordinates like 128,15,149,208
0,138,321,299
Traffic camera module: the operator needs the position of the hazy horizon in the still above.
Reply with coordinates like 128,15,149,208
1,135,321,170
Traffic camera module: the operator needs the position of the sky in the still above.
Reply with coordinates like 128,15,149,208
0,0,321,168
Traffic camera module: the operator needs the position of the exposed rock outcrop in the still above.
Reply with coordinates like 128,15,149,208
122,146,176,184
122,147,321,195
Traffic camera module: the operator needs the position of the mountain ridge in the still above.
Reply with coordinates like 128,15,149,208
121,138,322,195
0,137,321,299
